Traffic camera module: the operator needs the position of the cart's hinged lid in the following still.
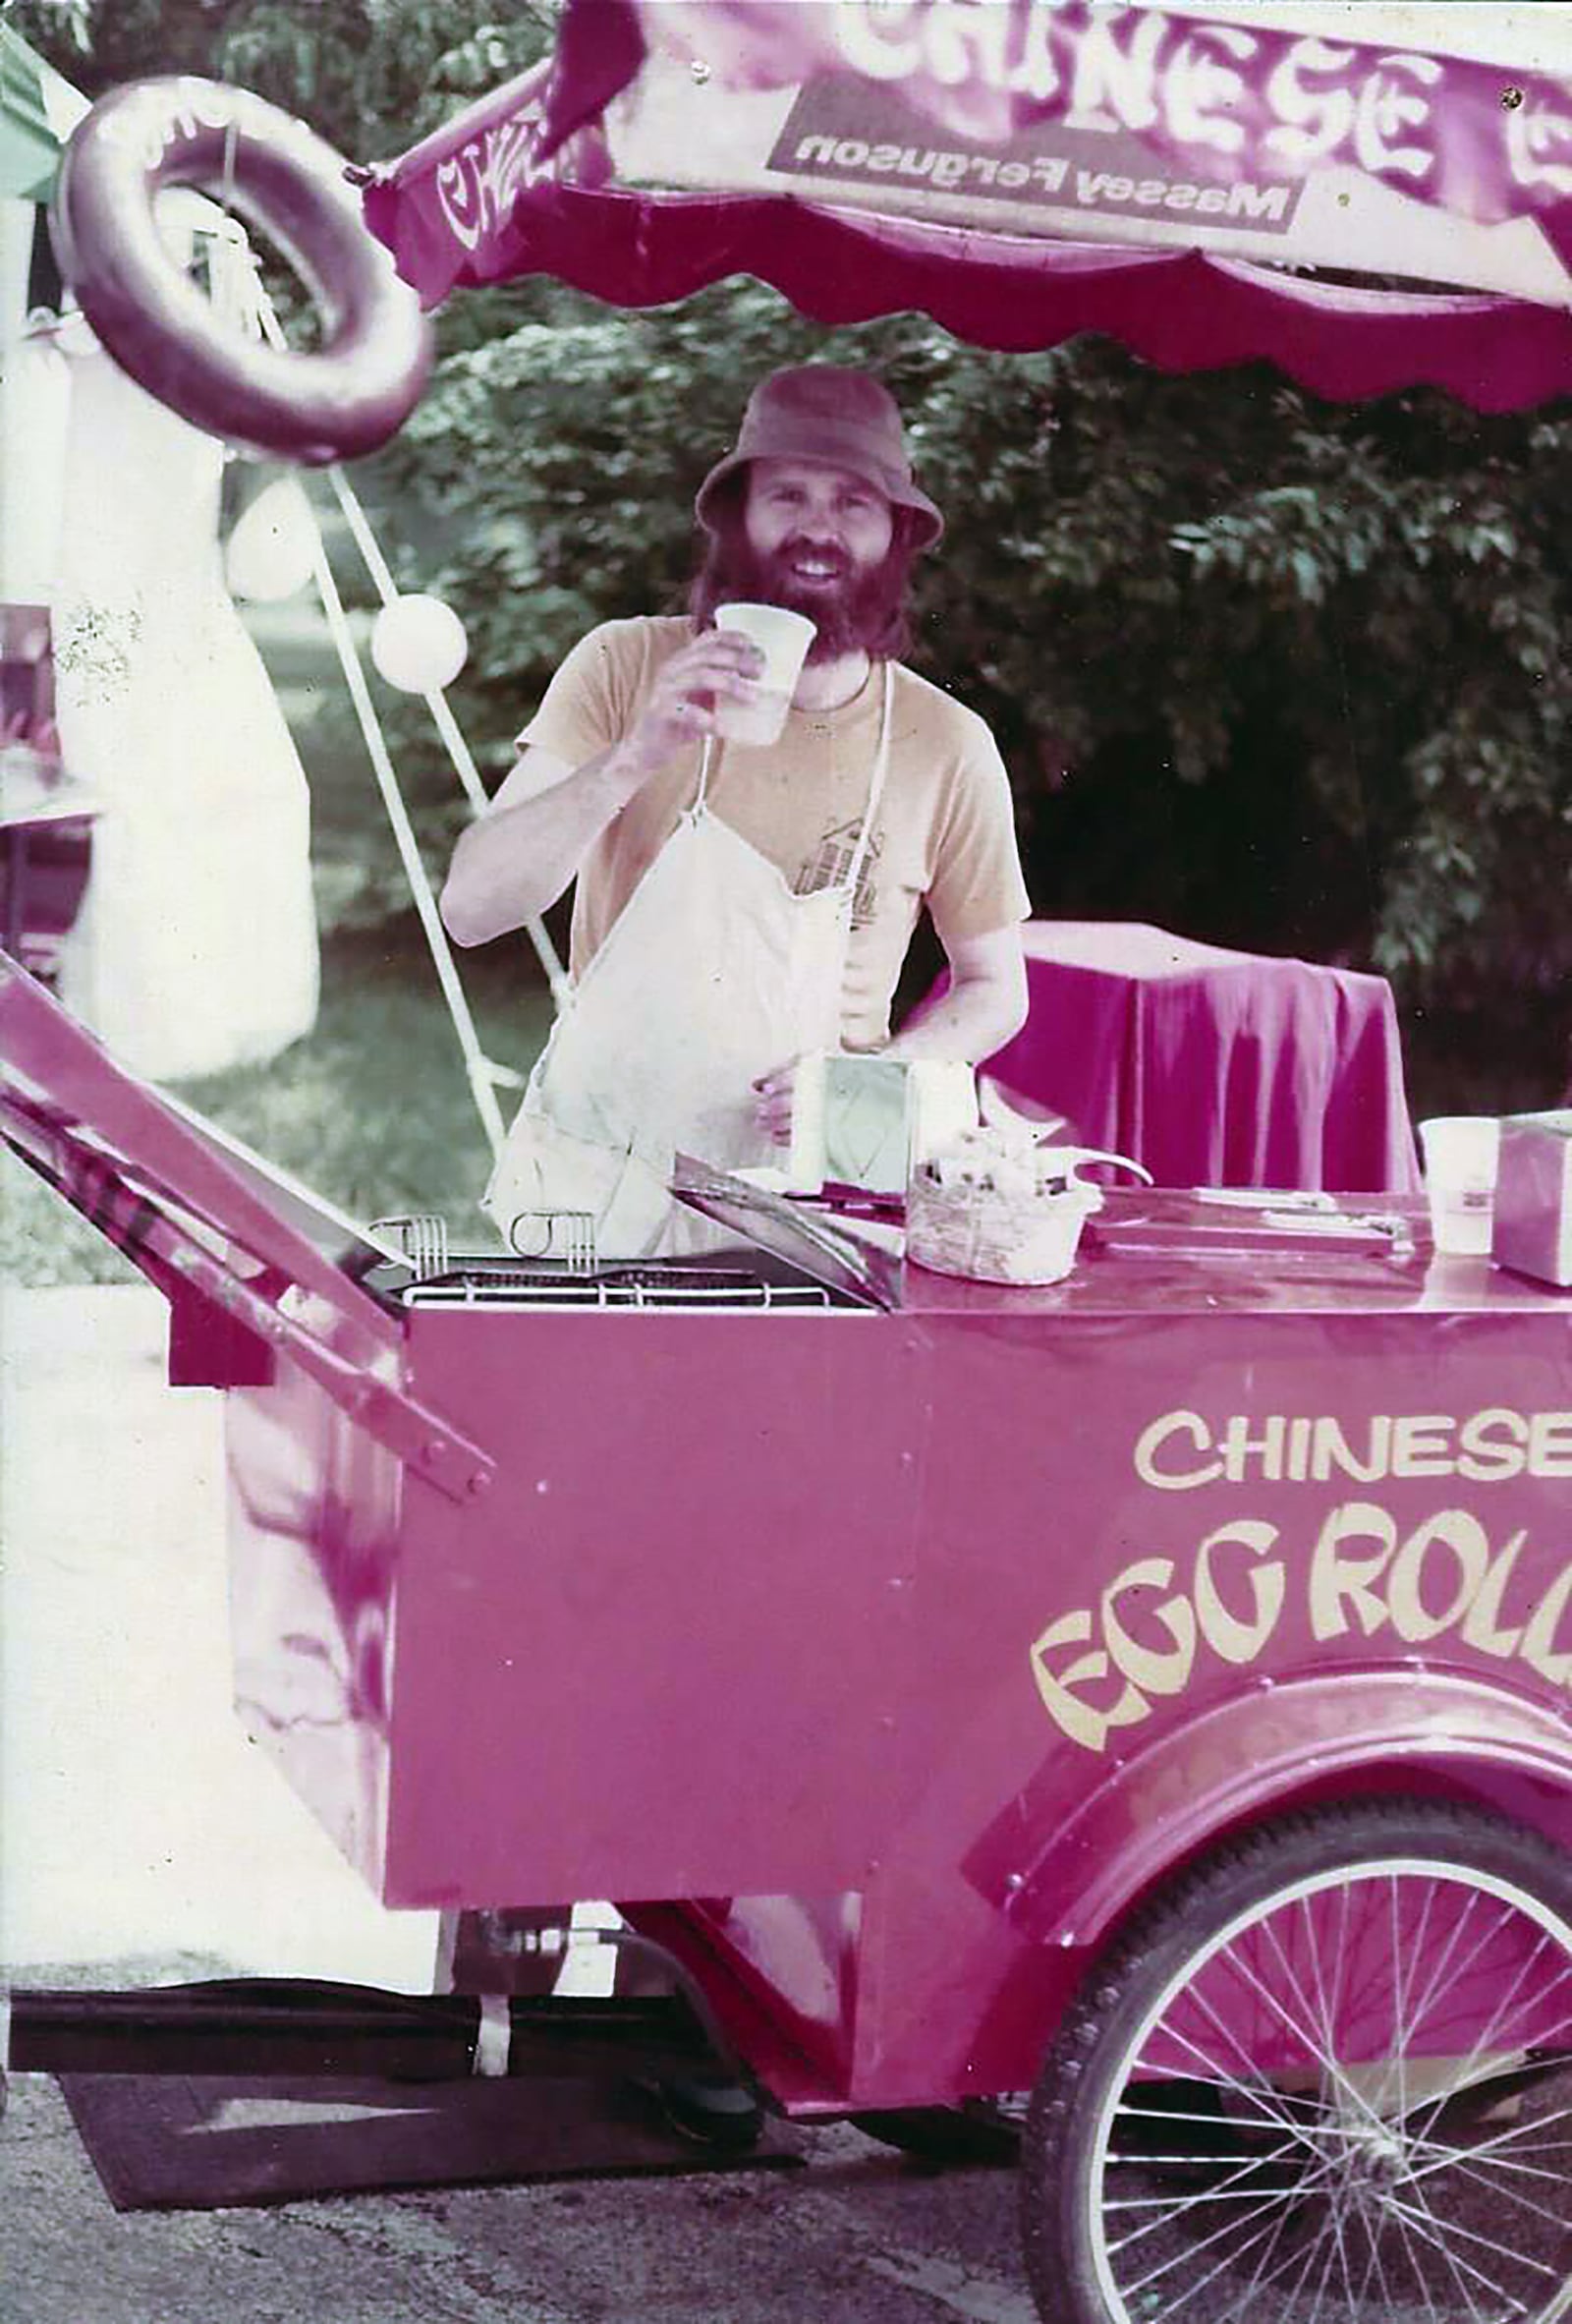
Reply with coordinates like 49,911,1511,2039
0,955,400,1342
672,1154,904,1309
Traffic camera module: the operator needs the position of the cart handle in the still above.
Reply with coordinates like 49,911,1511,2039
3,1091,493,1505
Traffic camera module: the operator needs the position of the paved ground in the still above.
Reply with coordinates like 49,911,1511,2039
0,1284,1041,2323
1,2070,1037,2324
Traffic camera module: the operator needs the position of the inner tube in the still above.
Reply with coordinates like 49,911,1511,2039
50,76,434,464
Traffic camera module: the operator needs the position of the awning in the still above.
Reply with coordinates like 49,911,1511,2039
0,23,85,202
362,0,1572,412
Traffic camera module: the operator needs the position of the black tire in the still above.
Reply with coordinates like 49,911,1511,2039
1020,1795,1572,2324
851,2101,1022,2165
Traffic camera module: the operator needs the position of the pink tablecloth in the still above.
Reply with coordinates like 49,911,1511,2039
975,923,1421,1195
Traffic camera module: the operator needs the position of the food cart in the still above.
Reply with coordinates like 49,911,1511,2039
4,7,1572,2320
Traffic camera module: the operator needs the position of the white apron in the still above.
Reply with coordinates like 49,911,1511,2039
484,666,893,1259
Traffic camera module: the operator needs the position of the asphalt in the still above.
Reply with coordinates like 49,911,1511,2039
1,2066,1040,2324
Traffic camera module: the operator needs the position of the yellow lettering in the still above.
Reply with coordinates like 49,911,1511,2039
1194,1521,1285,1664
833,0,924,82
1386,1510,1490,1643
1311,1416,1391,1486
1134,1410,1221,1491
1101,1558,1196,1698
1067,10,1164,134
1458,1408,1529,1483
925,0,1014,92
1221,1414,1286,1483
1163,25,1255,157
1461,1530,1528,1658
1528,1413,1572,1478
1520,1560,1572,1687
1030,1609,1151,1753
1263,38,1357,163
1310,1502,1397,1639
1390,1414,1457,1479
1353,54,1439,184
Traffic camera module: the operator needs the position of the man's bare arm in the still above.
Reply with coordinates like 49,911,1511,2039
883,923,1030,1065
439,628,765,947
441,741,639,944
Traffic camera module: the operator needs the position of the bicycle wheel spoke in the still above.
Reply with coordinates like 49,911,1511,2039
1409,1957,1572,2138
1120,2171,1333,2319
1223,1928,1388,2131
1404,2091,1572,2188
1385,2186,1559,2294
1108,2143,1335,2291
1104,2136,1339,2245
1134,2001,1319,2145
1434,2151,1572,2233
1389,2164,1495,2324
1398,1883,1494,2065
1047,1814,1572,2324
1407,2097,1572,2184
1316,2163,1365,2324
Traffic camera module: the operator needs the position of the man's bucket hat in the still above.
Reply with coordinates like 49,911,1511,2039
695,365,943,549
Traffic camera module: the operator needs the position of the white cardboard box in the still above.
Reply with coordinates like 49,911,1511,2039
1491,1109,1572,1286
787,1053,978,1195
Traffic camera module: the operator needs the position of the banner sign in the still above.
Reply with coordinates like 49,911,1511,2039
365,0,1572,353
769,70,1305,237
645,0,1572,236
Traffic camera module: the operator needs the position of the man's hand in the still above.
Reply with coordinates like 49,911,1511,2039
622,630,765,781
753,1057,801,1146
441,630,769,947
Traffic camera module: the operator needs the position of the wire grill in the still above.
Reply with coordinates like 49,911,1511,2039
403,1265,833,1311
370,1213,450,1279
505,1210,597,1273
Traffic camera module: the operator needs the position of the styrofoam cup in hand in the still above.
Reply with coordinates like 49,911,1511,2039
1418,1115,1500,1255
713,602,815,745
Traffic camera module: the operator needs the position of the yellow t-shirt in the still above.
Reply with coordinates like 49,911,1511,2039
516,616,1031,1051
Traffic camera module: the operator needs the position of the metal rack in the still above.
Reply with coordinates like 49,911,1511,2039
401,1266,835,1311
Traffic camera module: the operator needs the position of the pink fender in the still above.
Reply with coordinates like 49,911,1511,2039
1003,1667,1572,1951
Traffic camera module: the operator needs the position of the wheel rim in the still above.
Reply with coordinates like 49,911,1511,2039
1085,1856,1572,2323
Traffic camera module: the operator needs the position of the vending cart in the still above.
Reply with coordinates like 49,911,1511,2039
6,6,1572,2321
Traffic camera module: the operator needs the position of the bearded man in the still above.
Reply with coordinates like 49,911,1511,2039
441,364,1031,1255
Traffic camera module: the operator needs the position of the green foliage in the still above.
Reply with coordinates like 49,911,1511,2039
15,0,1570,1104
5,0,559,155
393,289,1572,1083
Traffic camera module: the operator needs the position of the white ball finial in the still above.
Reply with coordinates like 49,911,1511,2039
369,594,469,693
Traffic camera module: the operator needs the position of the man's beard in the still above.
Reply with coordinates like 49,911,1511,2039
715,535,901,661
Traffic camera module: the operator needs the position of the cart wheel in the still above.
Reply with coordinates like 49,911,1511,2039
850,2102,1022,2165
1019,1796,1572,2324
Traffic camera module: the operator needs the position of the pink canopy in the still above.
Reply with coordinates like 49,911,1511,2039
362,0,1572,412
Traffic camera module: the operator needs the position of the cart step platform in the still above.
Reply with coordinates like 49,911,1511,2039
58,2069,804,2211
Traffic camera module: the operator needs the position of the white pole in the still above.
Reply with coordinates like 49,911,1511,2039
324,460,572,1009
305,527,511,1157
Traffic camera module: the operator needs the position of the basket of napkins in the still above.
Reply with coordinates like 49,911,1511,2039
906,1123,1151,1285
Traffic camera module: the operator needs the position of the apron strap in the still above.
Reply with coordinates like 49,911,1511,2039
840,660,892,906
694,658,893,903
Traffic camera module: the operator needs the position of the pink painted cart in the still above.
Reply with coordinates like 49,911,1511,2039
4,953,1571,2322
9,7,1572,2317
